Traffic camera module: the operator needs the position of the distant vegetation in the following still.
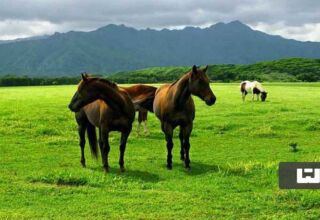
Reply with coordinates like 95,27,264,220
0,75,79,86
1,58,320,86
108,58,320,83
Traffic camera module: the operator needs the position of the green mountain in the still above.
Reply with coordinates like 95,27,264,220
0,21,320,76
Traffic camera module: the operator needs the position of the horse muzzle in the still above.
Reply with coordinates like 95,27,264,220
205,96,216,106
68,103,80,112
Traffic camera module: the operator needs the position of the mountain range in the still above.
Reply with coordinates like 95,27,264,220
0,21,320,76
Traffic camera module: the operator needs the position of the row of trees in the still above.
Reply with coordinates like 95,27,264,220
0,76,80,86
0,72,319,87
1,58,320,86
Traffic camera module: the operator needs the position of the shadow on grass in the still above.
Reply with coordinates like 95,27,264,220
183,161,257,177
185,161,220,176
119,169,161,183
141,133,164,140
28,174,88,186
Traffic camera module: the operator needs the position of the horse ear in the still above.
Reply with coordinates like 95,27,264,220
192,65,197,74
81,73,87,81
203,65,208,72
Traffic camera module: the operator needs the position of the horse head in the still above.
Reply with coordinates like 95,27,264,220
261,91,268,101
68,74,101,112
188,65,216,106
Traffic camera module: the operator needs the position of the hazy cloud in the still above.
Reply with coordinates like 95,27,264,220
0,0,319,41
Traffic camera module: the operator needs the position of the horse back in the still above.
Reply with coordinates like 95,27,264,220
122,85,157,100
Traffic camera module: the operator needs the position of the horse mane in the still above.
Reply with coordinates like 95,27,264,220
170,79,179,87
96,78,118,89
170,72,191,88
78,76,119,91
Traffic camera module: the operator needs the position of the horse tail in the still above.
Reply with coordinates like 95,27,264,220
240,81,247,93
86,123,98,159
133,87,157,112
133,95,155,112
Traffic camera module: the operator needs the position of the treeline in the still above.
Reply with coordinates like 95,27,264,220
1,58,320,86
107,58,320,83
0,75,80,86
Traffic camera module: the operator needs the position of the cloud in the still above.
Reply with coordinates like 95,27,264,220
250,22,320,42
0,0,319,41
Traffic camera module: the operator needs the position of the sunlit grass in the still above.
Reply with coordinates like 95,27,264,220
0,83,320,219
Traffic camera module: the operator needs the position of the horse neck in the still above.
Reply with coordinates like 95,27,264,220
172,73,191,106
253,82,265,92
94,81,129,115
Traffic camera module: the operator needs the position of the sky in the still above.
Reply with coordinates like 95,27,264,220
0,0,319,42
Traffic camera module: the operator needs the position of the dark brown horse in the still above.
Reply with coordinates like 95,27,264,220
68,74,135,172
121,85,157,135
153,65,216,170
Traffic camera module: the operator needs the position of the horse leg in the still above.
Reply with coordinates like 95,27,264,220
136,123,141,136
162,122,173,169
78,125,86,167
137,110,142,136
119,131,130,172
179,128,185,161
182,124,193,170
101,127,110,172
98,128,103,158
142,111,149,135
143,121,149,135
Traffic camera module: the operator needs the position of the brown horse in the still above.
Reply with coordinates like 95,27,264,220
153,65,216,170
121,85,157,135
68,74,135,172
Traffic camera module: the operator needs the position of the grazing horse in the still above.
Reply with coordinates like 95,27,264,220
153,65,216,170
68,74,135,172
121,85,157,135
240,80,268,102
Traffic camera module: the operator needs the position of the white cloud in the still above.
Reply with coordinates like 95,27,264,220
0,0,319,41
250,22,320,42
0,20,57,40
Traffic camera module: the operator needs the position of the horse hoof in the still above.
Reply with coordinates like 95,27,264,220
80,161,86,167
185,166,191,171
103,166,110,173
166,164,172,170
120,167,126,172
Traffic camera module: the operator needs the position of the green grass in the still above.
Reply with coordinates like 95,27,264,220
1,83,320,219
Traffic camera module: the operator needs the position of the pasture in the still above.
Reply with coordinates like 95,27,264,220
1,83,320,219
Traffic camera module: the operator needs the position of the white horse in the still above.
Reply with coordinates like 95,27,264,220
240,81,268,102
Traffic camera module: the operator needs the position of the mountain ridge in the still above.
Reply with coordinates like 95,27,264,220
0,21,319,76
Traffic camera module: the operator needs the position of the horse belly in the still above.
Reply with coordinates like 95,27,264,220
109,117,131,132
160,106,193,126
244,83,253,92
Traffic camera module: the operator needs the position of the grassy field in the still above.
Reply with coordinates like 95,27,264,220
1,83,320,219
